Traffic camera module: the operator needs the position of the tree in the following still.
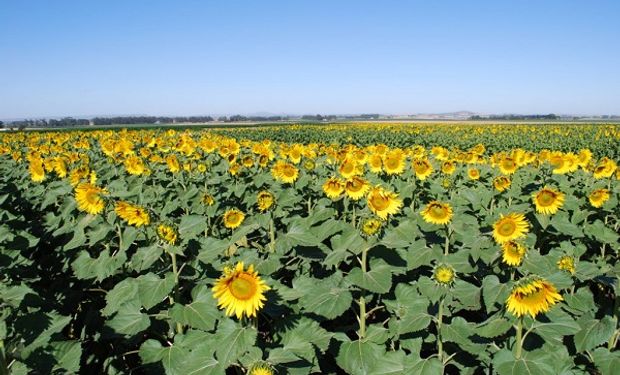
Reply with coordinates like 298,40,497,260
0,120,4,128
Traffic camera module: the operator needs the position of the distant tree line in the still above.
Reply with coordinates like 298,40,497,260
469,114,560,120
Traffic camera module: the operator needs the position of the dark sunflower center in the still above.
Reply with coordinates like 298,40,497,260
371,195,389,211
499,221,516,236
538,191,555,206
431,205,446,218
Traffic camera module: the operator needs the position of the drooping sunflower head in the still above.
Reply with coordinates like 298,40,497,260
29,158,46,182
421,201,453,225
115,201,150,227
223,209,245,229
467,168,480,180
501,241,527,266
361,217,382,236
506,276,563,318
75,183,107,215
157,224,178,245
433,264,456,286
589,188,610,208
366,186,403,220
345,176,370,200
256,191,275,212
412,158,433,180
202,192,215,206
557,255,576,275
322,177,345,199
532,187,564,215
493,176,511,192
212,262,270,319
492,213,529,244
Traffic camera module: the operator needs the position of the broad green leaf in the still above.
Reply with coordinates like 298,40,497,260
107,302,150,335
137,272,176,310
574,316,617,352
346,261,392,294
214,319,257,367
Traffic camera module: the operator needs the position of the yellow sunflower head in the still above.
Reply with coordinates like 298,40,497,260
339,158,359,179
157,224,178,245
75,183,107,215
412,158,433,180
322,177,345,199
303,159,315,171
366,186,402,220
271,160,299,184
256,191,275,212
498,157,518,175
345,176,370,200
212,262,270,319
506,276,562,318
532,187,564,215
29,158,46,182
383,149,406,175
493,176,511,192
589,188,610,208
361,217,382,236
501,241,526,267
421,201,453,225
557,255,576,275
223,209,245,229
467,168,480,180
124,155,147,175
115,201,150,227
368,153,383,173
492,213,529,244
249,364,273,375
433,264,456,286
441,161,456,175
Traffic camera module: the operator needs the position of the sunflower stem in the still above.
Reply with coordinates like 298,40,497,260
269,214,276,252
359,246,369,339
170,252,183,334
0,340,8,375
444,227,450,256
437,297,445,362
516,316,523,359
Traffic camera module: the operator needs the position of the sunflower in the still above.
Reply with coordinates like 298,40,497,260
271,160,299,184
202,192,215,206
367,153,383,174
532,187,564,215
157,224,178,245
501,241,526,266
75,183,107,215
589,188,610,208
366,186,402,220
593,158,617,179
493,176,511,192
421,201,453,225
557,255,576,274
339,158,359,179
506,277,562,318
303,159,315,171
166,154,181,173
256,191,275,212
345,176,370,200
212,262,270,319
383,149,406,175
115,201,150,227
361,218,382,236
124,155,147,175
492,213,528,244
498,157,518,175
467,168,480,180
29,158,46,182
441,161,456,175
249,365,273,375
223,209,245,229
433,264,455,286
323,177,345,199
412,158,433,180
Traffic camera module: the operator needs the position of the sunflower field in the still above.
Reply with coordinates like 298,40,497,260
0,123,619,374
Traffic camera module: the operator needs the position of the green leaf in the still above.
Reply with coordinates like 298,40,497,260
137,272,176,310
168,301,219,331
476,317,512,338
574,316,617,352
346,261,392,294
51,340,82,373
405,356,443,375
442,317,486,355
71,249,127,281
381,220,420,248
298,275,353,319
178,215,207,239
214,319,257,367
336,340,385,375
592,348,620,375
130,245,163,271
107,302,150,335
103,278,139,316
531,308,580,345
450,279,481,311
482,275,510,313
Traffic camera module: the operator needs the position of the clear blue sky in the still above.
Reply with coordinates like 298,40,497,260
1,0,619,119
